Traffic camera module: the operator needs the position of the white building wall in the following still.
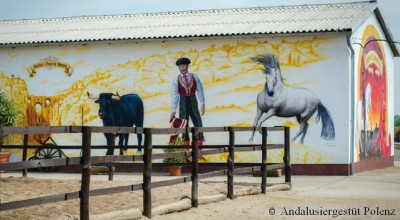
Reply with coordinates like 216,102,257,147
1,34,350,164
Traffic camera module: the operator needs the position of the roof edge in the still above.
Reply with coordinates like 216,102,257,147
374,8,400,57
0,30,352,48
0,1,378,23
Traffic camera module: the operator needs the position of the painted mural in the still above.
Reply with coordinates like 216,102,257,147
356,24,391,160
0,35,348,164
248,54,335,144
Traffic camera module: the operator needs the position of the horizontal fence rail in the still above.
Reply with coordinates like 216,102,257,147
0,126,290,219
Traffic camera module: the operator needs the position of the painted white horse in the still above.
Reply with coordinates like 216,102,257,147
357,83,372,156
357,83,372,131
249,53,335,144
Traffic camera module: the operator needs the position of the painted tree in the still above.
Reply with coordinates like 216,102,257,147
0,89,20,144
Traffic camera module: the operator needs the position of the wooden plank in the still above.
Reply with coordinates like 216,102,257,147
67,157,82,166
228,127,254,132
267,163,285,169
198,148,225,156
153,144,283,150
261,127,267,194
198,162,262,166
284,127,291,183
91,155,143,164
0,192,80,211
152,144,221,149
2,143,281,150
102,155,143,163
227,127,235,200
91,126,137,134
269,126,286,131
89,184,143,196
235,146,261,152
152,151,187,160
0,160,277,171
31,126,72,134
80,126,92,220
0,126,73,135
233,166,260,174
0,158,73,171
70,126,82,133
91,155,120,164
151,177,190,188
198,127,226,132
136,127,144,134
151,144,187,149
0,144,147,150
0,126,283,135
191,127,199,208
147,127,188,135
143,128,152,218
266,144,285,149
0,183,142,211
198,170,227,179
22,134,28,177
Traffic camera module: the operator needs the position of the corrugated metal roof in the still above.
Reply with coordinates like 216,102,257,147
0,2,378,46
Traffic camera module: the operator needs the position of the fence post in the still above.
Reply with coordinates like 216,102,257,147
143,128,152,218
261,127,267,194
284,127,291,183
108,134,116,181
108,165,114,181
22,134,28,177
227,127,235,199
80,126,92,220
191,127,199,208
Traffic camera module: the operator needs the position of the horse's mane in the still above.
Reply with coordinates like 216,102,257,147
251,53,280,71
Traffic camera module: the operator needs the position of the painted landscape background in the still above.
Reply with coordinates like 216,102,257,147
0,35,349,164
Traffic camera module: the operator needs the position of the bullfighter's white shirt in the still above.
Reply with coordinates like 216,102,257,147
171,72,205,114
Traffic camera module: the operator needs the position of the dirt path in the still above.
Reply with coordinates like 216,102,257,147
1,167,400,220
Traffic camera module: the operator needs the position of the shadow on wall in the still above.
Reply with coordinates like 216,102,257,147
395,115,400,142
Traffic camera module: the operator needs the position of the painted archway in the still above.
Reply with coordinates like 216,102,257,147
356,24,391,160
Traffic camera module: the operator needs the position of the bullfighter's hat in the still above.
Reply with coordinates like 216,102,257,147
176,57,191,65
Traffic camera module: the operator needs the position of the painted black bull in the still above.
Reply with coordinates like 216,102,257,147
87,92,144,155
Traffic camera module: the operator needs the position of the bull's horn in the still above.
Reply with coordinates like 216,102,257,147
111,95,121,100
116,92,120,96
87,91,99,100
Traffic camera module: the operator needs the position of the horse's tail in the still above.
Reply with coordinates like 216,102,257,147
316,100,335,140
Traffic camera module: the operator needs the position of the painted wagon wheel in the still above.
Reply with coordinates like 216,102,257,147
34,143,62,172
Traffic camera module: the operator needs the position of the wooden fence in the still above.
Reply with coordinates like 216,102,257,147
0,126,291,219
